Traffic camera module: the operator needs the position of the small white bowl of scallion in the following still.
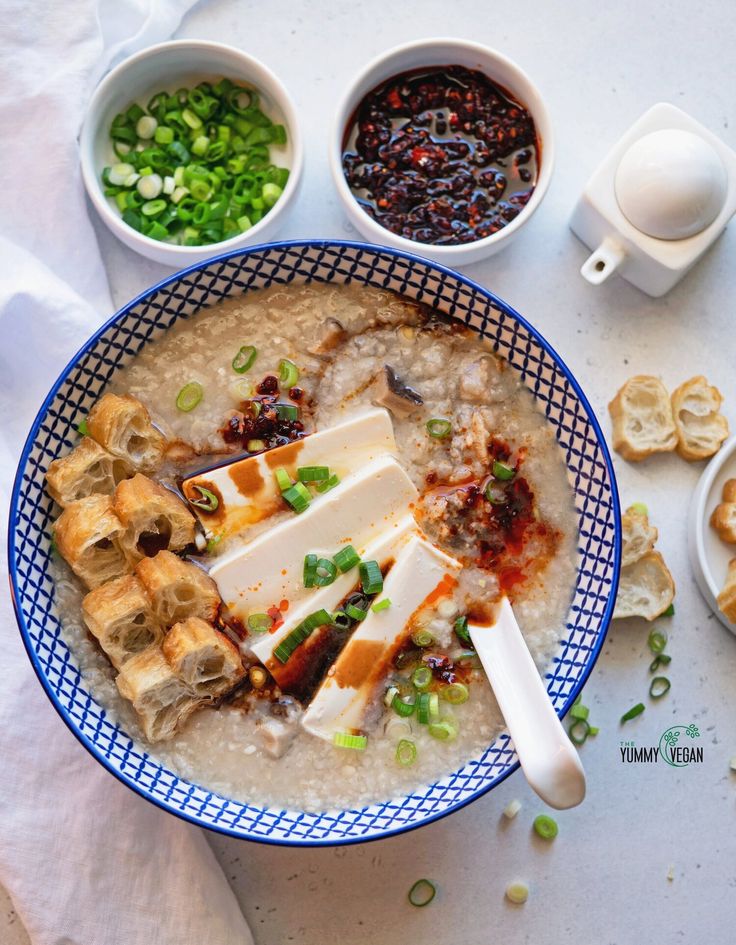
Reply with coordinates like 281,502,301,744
80,40,303,267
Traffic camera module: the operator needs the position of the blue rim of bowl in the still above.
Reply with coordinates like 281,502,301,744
8,238,621,847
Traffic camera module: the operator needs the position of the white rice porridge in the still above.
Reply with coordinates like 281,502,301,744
51,282,577,811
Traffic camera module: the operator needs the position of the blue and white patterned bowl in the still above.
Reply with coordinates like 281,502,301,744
9,241,620,846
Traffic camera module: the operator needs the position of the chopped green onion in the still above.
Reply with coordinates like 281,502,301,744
305,558,337,587
333,732,367,750
392,693,416,717
138,174,163,200
629,502,648,515
661,603,675,617
621,702,645,723
205,535,221,554
417,692,440,724
345,602,368,621
384,685,399,708
249,666,267,689
315,473,340,493
647,629,667,654
372,598,392,613
262,182,283,207
411,667,432,690
141,198,167,217
275,403,299,421
303,553,318,587
314,558,338,587
588,726,599,735
247,613,273,634
442,682,469,705
331,611,352,631
232,345,257,373
408,879,436,908
485,481,507,504
568,718,590,745
492,460,516,481
302,608,332,631
503,799,522,819
453,615,471,645
176,381,203,412
76,418,89,436
570,702,589,721
649,676,671,699
282,482,311,514
188,484,219,513
278,358,299,388
505,882,529,905
533,814,558,840
103,83,289,246
411,628,434,648
333,544,360,573
274,467,291,492
273,611,330,663
426,418,452,439
428,718,458,741
396,738,417,767
297,466,329,483
649,653,672,672
359,559,383,595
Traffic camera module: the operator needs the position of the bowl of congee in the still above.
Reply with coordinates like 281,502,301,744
10,241,618,844
330,39,554,265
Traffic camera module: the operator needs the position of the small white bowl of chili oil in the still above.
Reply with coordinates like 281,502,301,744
330,38,554,266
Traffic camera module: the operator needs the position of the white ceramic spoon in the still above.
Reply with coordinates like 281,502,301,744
469,596,586,810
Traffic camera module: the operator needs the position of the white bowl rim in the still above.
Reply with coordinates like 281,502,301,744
328,36,555,258
79,38,304,258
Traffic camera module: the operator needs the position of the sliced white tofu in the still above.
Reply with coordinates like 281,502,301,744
209,455,418,624
249,514,418,680
182,408,396,542
301,536,462,742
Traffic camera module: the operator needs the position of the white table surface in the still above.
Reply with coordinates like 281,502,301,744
5,0,736,942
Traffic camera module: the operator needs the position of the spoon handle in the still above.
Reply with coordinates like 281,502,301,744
469,597,586,810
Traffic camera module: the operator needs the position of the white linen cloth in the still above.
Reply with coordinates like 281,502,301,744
0,3,254,943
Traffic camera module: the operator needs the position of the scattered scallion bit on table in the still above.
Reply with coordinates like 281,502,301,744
407,879,436,908
505,881,529,904
661,603,675,617
102,79,290,246
503,799,522,820
629,501,648,515
649,676,671,699
532,814,558,841
567,693,598,745
620,702,645,724
76,417,89,436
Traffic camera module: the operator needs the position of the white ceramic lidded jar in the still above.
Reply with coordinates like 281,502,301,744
570,102,736,297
